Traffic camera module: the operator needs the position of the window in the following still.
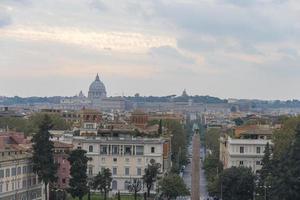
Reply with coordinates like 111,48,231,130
100,145,108,155
136,146,144,155
0,184,2,193
22,166,27,174
256,161,261,165
17,167,21,175
124,180,130,190
124,146,132,155
240,147,244,154
0,169,4,178
151,147,155,153
113,167,117,175
125,167,130,176
12,182,15,190
112,145,119,155
239,161,244,166
28,178,32,187
88,167,93,175
137,158,142,164
6,183,8,192
33,177,36,185
113,158,117,162
137,168,142,176
89,145,93,152
256,147,261,154
62,178,66,184
112,180,117,190
86,123,94,129
5,168,10,177
22,179,27,188
12,168,16,176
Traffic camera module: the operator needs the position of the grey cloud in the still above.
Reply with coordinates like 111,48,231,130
220,0,287,7
149,46,195,65
153,1,297,43
89,0,107,11
278,48,299,58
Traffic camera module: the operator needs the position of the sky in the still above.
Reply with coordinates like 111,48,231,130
0,0,300,100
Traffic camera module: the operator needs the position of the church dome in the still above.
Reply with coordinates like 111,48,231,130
88,74,107,99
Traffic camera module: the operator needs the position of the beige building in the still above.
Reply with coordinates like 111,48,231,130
59,133,172,194
0,148,45,200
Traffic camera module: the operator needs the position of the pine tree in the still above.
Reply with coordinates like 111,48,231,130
158,119,163,135
286,124,300,199
68,149,90,200
93,168,112,200
31,114,57,200
260,142,272,182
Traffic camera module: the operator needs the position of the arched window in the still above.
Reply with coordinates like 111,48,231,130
89,145,93,152
112,180,118,190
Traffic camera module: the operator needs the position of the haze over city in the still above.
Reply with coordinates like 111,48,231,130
1,0,300,99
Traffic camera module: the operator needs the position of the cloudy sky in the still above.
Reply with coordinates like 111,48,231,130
0,0,300,100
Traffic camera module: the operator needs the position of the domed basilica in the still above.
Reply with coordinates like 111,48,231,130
88,74,107,100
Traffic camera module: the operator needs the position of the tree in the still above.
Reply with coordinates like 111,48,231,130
148,119,188,172
158,119,163,135
205,128,221,157
93,168,112,200
270,124,300,200
31,114,57,200
272,116,300,159
260,142,272,182
143,162,160,197
159,174,190,200
68,149,90,200
128,178,143,200
233,117,243,126
220,167,254,200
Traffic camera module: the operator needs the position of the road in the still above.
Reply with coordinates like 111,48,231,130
183,144,209,200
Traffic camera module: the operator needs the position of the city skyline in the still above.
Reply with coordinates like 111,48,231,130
1,0,300,100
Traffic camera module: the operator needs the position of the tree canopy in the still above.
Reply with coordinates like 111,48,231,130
220,167,255,200
159,174,190,200
0,113,70,135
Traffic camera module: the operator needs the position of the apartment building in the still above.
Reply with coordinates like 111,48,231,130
0,148,44,200
59,131,171,194
220,136,271,173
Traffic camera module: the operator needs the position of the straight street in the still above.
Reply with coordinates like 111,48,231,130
183,143,209,200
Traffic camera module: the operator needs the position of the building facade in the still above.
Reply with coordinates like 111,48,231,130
59,133,171,194
0,149,44,200
220,136,272,173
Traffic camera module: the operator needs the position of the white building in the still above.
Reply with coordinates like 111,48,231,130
58,133,172,194
0,148,45,200
220,136,272,173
